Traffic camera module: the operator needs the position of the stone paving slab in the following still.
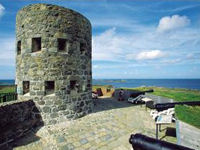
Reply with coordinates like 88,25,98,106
13,98,176,150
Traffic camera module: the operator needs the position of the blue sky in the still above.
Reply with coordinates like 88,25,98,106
0,0,200,79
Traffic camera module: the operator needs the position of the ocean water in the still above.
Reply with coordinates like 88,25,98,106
92,79,200,90
0,80,15,85
1,79,200,90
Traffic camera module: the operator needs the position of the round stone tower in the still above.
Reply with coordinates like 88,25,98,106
15,4,93,125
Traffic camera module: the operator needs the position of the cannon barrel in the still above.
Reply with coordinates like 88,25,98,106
129,89,153,98
129,134,194,150
155,101,200,111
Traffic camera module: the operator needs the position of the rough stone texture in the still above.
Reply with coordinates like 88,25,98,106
15,4,93,125
12,98,176,150
0,100,43,146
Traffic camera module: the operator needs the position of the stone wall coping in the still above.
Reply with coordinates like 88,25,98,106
17,3,91,27
177,119,200,132
0,99,32,107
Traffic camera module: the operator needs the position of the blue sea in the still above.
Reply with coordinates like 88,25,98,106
0,80,15,85
1,79,200,90
93,79,200,90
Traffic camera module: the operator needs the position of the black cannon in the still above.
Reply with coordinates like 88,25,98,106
155,101,200,111
129,89,154,98
129,133,194,150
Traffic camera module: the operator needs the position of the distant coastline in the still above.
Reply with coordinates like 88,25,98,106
0,80,15,85
92,79,200,90
1,79,200,90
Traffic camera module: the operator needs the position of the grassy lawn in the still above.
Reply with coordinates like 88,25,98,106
0,85,16,103
0,85,16,94
128,86,200,102
175,105,200,129
124,86,200,129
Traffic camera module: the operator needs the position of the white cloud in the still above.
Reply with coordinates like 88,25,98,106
0,4,5,18
186,52,200,60
162,58,182,64
92,28,130,61
0,37,15,66
93,65,99,69
157,15,190,33
127,50,167,60
92,23,200,64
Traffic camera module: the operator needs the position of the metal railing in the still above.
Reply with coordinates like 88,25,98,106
0,93,17,103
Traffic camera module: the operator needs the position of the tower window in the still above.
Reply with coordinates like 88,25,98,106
70,80,77,90
70,80,80,91
17,40,21,55
45,81,55,95
107,88,111,92
23,81,30,95
32,37,41,52
58,38,66,51
80,43,86,54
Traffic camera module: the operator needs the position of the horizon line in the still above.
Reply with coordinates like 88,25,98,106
1,78,200,80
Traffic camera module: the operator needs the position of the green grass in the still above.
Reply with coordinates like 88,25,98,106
125,86,200,102
0,85,16,103
175,105,200,129
0,85,16,94
120,86,200,128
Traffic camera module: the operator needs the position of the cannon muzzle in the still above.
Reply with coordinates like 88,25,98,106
129,133,194,150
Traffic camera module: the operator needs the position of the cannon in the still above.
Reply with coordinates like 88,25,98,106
129,89,154,98
155,101,200,111
129,133,194,150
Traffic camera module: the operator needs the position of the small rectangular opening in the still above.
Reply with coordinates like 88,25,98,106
70,80,80,93
17,40,21,55
107,88,111,93
23,81,30,95
32,37,41,52
70,80,77,90
45,81,55,95
58,38,66,51
80,43,86,54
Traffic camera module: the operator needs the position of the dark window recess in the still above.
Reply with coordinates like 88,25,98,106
45,81,55,95
32,37,41,52
17,41,21,55
70,80,80,92
107,88,111,92
96,88,103,96
80,43,86,54
58,38,66,51
23,81,30,94
70,80,77,90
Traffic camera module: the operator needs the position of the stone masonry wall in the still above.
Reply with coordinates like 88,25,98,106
0,100,43,146
16,4,93,125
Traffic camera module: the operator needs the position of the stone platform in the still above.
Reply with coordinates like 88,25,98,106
11,98,176,150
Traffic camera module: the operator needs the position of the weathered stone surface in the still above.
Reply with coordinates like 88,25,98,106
9,98,177,150
16,4,93,125
0,100,43,145
43,106,51,113
50,112,58,118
